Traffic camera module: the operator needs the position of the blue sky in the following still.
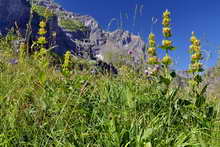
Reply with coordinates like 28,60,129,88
55,0,220,70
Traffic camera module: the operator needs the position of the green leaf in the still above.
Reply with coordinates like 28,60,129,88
159,75,170,85
195,84,208,108
159,45,176,50
194,74,203,84
200,84,208,96
195,95,205,108
39,71,47,85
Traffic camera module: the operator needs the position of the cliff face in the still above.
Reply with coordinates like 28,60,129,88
0,0,146,61
0,0,30,35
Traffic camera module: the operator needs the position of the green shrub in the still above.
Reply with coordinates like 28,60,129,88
59,18,87,32
32,4,54,19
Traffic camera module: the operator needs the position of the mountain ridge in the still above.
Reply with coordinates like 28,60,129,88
0,0,146,62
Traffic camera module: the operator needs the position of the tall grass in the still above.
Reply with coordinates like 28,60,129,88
0,9,219,147
0,43,219,146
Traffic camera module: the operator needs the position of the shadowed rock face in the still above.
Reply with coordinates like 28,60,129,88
30,13,90,55
0,0,30,35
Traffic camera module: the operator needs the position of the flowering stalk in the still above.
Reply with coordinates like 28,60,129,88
188,32,204,88
189,32,203,74
62,51,72,74
35,20,48,59
188,32,206,105
161,10,175,66
32,20,50,69
147,33,158,65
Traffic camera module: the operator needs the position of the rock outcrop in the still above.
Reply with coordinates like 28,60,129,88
0,0,146,61
0,0,30,35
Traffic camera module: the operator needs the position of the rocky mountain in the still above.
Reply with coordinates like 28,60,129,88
0,0,145,61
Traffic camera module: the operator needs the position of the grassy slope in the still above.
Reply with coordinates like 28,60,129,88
0,34,219,146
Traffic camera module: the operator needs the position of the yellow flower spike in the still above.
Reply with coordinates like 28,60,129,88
39,21,46,28
37,36,47,45
163,9,171,17
38,28,47,35
188,32,204,74
147,32,158,65
161,55,172,65
64,51,71,65
148,56,158,64
62,51,72,73
162,40,172,47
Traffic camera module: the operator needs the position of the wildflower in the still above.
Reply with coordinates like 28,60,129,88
190,45,201,52
128,50,133,55
162,40,172,47
149,40,156,47
162,18,171,26
37,20,47,46
148,56,158,64
162,27,172,38
147,47,156,55
34,20,49,68
190,35,197,43
144,65,161,76
9,59,18,65
147,33,158,65
144,69,151,76
38,28,47,35
161,9,175,67
96,54,104,61
191,53,202,61
161,55,172,65
39,21,46,28
152,64,160,73
148,33,155,40
188,32,203,73
62,51,72,73
37,36,47,45
39,48,47,56
163,9,171,18
193,39,200,46
189,62,203,73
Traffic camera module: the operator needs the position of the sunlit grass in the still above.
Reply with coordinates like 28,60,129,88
0,9,219,147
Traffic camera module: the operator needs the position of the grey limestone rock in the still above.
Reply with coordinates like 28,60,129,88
0,0,146,61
